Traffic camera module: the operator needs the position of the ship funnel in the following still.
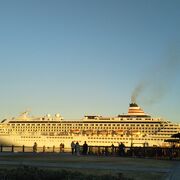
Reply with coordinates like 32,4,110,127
129,103,139,107
128,103,146,116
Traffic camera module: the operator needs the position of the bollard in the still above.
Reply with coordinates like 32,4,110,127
22,145,25,152
11,145,14,152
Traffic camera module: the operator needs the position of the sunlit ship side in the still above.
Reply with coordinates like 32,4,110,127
0,103,179,148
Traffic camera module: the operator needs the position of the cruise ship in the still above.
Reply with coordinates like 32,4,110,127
0,103,179,148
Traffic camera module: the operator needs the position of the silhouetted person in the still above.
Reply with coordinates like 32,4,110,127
53,145,55,152
105,147,108,156
82,141,88,155
71,141,75,155
62,143,64,152
75,142,80,156
111,144,115,155
33,142,37,153
43,145,45,153
119,142,125,156
60,143,63,152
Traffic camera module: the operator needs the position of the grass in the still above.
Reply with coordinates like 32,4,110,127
0,166,132,180
0,153,174,180
0,166,168,180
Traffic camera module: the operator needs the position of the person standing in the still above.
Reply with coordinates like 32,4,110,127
71,141,75,155
33,142,37,153
111,144,115,155
119,142,125,156
75,142,80,156
82,141,88,155
62,143,65,152
60,143,63,152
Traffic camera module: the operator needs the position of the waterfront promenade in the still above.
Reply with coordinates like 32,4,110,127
0,152,179,180
1,145,180,160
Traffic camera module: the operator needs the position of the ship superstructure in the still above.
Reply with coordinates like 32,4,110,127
0,103,179,148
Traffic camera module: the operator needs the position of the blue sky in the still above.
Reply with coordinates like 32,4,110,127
0,0,180,122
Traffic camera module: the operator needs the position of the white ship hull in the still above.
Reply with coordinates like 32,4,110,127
0,133,171,148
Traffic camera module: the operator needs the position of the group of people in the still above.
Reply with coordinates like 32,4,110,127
71,141,88,155
33,141,125,156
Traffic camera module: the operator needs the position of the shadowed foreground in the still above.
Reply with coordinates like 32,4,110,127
0,166,131,180
0,152,179,180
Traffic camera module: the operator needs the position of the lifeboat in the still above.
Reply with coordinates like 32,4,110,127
132,130,141,136
97,130,108,135
49,132,54,136
57,132,68,136
114,130,124,135
125,130,141,137
70,129,81,134
83,130,93,135
132,130,140,134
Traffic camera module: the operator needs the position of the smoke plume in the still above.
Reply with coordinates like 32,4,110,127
131,81,147,103
132,44,180,105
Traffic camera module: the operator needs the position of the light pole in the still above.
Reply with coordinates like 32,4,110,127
128,129,133,148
